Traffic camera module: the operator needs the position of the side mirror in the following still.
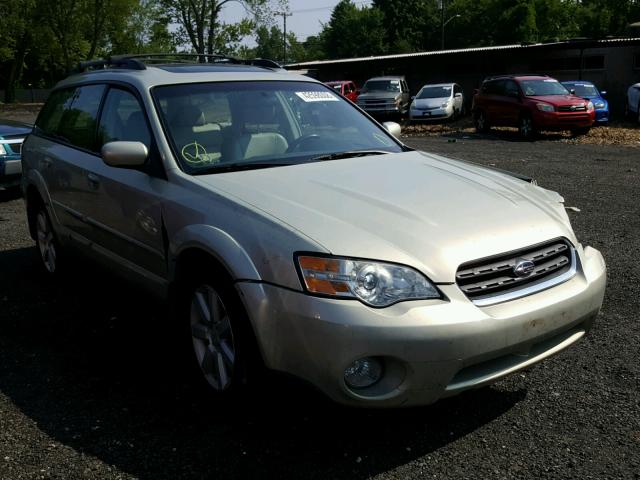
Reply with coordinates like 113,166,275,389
600,90,607,97
507,90,520,98
411,95,416,100
382,121,401,138
569,89,576,95
101,141,148,168
454,92,463,98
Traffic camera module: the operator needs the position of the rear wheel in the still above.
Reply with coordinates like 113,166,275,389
518,114,536,140
35,206,63,275
474,110,489,133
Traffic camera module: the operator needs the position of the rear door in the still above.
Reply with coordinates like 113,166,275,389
33,84,106,240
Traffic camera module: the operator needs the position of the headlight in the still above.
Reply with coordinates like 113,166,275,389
296,255,440,307
587,101,594,112
0,144,6,155
594,101,605,109
536,103,554,112
441,101,450,108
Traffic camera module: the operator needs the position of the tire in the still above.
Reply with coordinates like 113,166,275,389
34,205,64,275
518,114,536,140
178,266,258,398
474,110,489,133
571,127,590,136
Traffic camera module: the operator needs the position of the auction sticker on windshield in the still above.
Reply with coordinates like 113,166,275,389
296,91,339,102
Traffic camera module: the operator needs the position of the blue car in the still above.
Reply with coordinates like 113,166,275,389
562,81,609,125
0,119,32,189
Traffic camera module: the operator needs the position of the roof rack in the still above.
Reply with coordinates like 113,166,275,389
72,53,283,74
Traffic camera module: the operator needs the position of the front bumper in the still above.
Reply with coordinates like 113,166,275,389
238,245,606,407
410,107,453,121
0,157,22,188
533,110,595,130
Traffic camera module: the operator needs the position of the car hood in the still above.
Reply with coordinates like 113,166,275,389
529,95,588,106
358,92,400,100
413,97,449,108
0,119,32,137
198,151,576,283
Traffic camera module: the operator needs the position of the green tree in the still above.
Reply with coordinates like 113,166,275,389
322,0,387,59
372,0,440,52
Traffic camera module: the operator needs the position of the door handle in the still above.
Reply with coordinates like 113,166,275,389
86,173,100,188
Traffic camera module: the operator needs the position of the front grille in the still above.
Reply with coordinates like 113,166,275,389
456,239,575,305
558,105,587,112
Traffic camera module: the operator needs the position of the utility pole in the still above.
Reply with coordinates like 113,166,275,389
441,0,446,50
275,11,292,64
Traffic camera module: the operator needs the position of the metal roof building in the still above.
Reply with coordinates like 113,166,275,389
286,38,640,114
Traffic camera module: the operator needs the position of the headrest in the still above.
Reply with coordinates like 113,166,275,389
170,105,205,127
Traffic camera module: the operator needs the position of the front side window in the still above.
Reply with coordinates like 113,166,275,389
521,79,569,96
98,88,152,150
36,88,75,138
153,81,402,174
504,80,520,97
417,86,452,99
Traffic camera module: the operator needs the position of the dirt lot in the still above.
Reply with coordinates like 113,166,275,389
0,128,639,478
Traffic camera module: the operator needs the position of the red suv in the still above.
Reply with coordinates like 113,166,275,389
472,75,595,139
325,80,359,102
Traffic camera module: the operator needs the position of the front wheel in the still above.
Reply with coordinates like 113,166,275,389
518,115,536,140
180,271,257,397
474,110,489,133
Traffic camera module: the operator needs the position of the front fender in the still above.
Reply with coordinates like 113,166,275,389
169,224,261,282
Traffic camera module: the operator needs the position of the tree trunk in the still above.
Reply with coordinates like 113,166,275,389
4,39,28,103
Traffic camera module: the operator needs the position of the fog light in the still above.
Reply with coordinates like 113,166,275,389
344,357,383,389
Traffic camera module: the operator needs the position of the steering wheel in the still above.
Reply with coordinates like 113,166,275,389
287,134,322,153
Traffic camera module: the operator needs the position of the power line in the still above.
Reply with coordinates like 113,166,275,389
290,1,373,15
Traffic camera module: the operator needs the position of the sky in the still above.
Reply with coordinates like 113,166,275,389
218,0,374,45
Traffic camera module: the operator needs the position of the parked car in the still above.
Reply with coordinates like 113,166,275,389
473,74,595,139
356,76,411,119
562,81,609,125
22,55,606,408
0,119,32,189
625,82,640,122
409,83,464,122
325,80,358,102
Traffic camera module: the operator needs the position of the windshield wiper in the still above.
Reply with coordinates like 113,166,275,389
310,150,391,162
193,161,293,175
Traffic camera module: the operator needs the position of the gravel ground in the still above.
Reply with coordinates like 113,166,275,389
0,134,639,479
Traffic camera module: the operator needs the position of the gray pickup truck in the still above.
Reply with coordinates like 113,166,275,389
356,75,411,119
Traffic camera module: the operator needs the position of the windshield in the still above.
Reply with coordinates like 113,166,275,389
417,86,452,99
521,80,569,96
563,83,598,97
153,81,402,174
363,80,400,92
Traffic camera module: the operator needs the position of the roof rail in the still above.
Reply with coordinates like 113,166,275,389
71,53,283,74
483,73,548,81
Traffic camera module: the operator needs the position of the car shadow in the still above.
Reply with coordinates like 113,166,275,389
0,246,526,479
0,186,21,203
439,129,569,143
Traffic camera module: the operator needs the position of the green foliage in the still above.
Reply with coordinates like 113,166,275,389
322,0,387,59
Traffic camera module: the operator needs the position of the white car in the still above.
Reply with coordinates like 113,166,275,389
626,83,640,122
409,83,464,122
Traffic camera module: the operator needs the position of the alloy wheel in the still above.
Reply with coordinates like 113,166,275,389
520,116,533,138
190,284,236,391
36,210,56,273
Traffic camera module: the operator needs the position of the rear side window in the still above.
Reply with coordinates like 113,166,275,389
98,88,151,150
36,85,105,151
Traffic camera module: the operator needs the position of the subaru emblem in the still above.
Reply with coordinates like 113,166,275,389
513,259,535,277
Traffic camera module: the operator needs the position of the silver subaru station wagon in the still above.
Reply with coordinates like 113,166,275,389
21,55,606,407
